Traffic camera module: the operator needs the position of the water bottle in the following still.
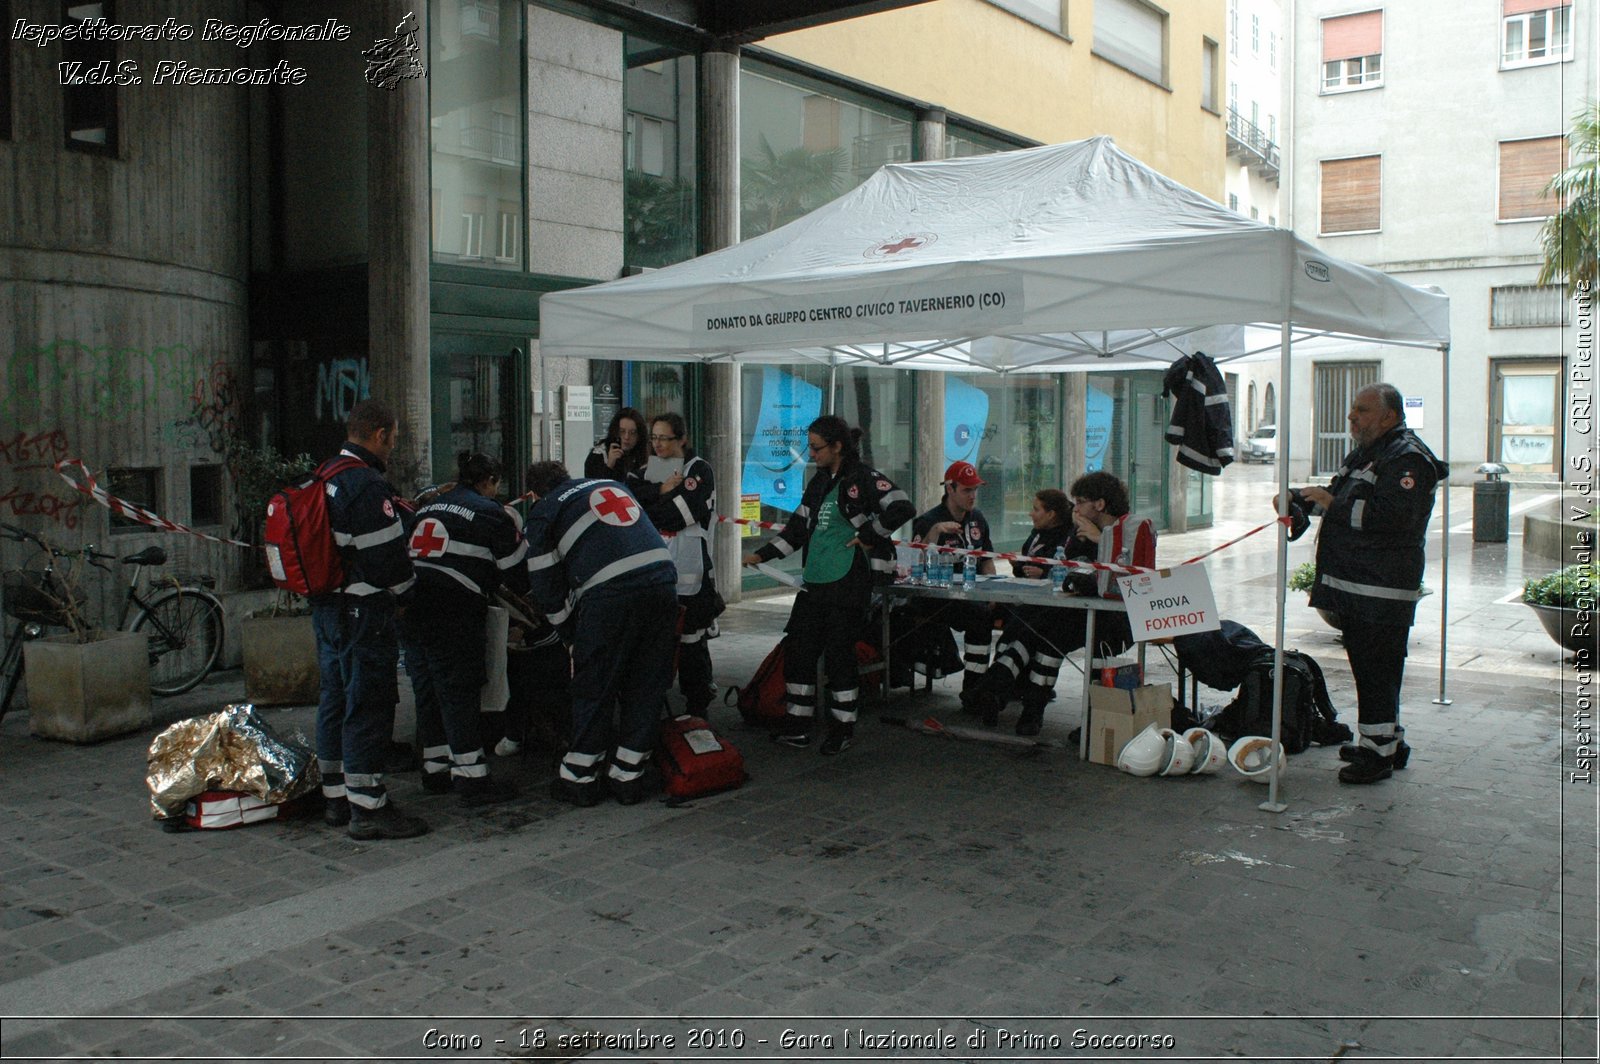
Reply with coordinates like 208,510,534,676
952,554,966,590
912,549,927,586
1050,545,1067,593
933,550,950,588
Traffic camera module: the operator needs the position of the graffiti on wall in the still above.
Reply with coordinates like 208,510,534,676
167,362,242,454
0,428,88,528
316,358,370,424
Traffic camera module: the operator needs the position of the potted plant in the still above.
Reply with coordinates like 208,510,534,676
1523,563,1597,658
14,555,152,742
1288,562,1343,630
242,592,320,706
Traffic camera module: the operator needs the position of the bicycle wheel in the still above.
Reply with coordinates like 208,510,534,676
132,589,224,696
1,629,24,721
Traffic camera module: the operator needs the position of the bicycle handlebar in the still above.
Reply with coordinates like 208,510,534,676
0,523,116,567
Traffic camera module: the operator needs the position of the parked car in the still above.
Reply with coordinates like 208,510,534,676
1242,425,1277,463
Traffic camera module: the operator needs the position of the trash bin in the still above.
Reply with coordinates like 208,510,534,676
1473,463,1510,543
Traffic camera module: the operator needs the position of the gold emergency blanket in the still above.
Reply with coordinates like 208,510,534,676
146,703,320,818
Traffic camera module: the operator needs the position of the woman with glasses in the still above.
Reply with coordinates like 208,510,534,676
584,407,649,481
741,415,914,755
628,412,722,718
402,451,529,808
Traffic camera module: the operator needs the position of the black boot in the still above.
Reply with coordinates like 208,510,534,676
1338,748,1394,784
1340,740,1410,769
820,722,854,755
1015,700,1046,738
772,713,814,748
348,800,430,840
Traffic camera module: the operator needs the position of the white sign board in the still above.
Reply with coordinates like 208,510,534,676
563,385,593,422
1117,564,1221,641
1404,395,1424,429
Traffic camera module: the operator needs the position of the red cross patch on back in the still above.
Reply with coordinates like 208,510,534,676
590,486,640,526
410,517,450,558
1400,473,1415,490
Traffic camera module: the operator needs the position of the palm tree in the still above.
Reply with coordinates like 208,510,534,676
1537,100,1598,289
741,135,847,238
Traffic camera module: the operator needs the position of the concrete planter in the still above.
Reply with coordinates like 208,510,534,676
1526,602,1595,657
242,615,320,706
24,630,152,742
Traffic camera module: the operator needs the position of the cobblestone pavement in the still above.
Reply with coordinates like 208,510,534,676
1,466,1595,1061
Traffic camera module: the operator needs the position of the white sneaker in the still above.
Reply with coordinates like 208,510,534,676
493,738,522,757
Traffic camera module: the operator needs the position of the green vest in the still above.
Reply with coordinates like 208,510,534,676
803,484,856,585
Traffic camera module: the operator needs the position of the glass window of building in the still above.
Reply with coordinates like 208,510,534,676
738,364,914,588
1094,0,1169,86
624,38,697,270
987,0,1063,33
945,122,1030,159
62,1,118,153
945,374,1063,548
430,0,523,272
740,66,912,238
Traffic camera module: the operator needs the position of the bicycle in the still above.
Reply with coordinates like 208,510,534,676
1,522,227,718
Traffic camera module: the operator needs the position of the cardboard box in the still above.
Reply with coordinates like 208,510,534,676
1086,683,1173,766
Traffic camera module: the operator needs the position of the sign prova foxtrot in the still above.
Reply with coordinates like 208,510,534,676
1117,563,1221,641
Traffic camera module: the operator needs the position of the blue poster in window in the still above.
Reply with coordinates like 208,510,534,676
741,367,823,518
1085,380,1113,472
944,376,990,466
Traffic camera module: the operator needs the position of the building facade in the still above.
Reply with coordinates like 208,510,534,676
1286,0,1590,483
1,0,1228,607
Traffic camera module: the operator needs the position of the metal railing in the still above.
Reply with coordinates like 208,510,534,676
1226,108,1280,183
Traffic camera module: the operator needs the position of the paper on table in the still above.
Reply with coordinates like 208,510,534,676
645,455,684,483
755,562,804,589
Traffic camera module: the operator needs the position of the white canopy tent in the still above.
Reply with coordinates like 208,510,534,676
539,137,1452,809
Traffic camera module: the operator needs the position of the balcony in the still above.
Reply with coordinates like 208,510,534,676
1226,108,1280,184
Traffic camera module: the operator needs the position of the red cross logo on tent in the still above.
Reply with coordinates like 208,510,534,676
590,487,640,526
880,236,923,254
410,517,450,558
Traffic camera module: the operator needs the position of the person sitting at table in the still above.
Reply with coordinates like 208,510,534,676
962,475,1153,736
891,461,998,694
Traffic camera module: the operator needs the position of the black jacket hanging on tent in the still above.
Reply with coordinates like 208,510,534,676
1163,351,1235,474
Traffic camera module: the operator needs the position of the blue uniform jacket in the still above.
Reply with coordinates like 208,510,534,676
408,485,529,601
1300,427,1447,627
319,443,415,600
523,477,676,635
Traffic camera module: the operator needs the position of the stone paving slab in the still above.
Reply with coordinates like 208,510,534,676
1,474,1595,1060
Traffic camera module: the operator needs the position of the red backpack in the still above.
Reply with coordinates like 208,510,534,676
727,637,883,726
263,457,363,597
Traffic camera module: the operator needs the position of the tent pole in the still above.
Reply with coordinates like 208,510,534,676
1263,317,1292,814
828,355,838,415
1433,341,1453,706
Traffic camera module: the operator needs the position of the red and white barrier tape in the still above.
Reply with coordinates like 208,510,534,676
52,454,1290,572
716,512,1287,576
55,458,256,549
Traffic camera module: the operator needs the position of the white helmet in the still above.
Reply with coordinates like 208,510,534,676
1183,727,1227,775
1228,736,1284,781
1116,723,1171,777
1158,728,1196,776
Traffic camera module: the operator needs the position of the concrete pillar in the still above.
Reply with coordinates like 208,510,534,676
915,107,946,162
1062,374,1087,485
366,2,432,492
699,49,743,601
912,109,947,508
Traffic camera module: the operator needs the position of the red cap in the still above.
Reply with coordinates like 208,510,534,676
944,461,985,487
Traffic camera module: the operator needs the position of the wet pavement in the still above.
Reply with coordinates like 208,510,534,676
1,462,1595,1061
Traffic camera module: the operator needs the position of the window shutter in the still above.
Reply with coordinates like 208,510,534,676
1320,156,1381,233
1504,0,1570,15
1321,10,1382,61
1096,0,1166,83
1499,137,1566,220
